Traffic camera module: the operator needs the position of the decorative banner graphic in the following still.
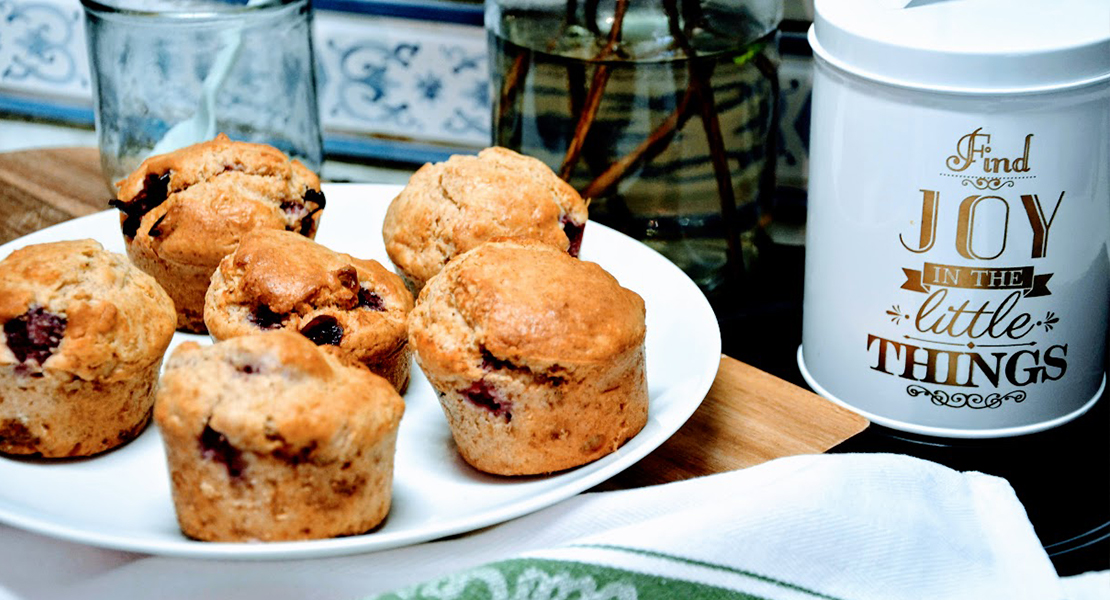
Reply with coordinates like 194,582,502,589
901,262,1052,297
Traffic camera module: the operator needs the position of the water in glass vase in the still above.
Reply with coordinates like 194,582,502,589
490,1,779,293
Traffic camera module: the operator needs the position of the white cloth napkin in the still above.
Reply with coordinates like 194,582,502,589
0,453,1098,600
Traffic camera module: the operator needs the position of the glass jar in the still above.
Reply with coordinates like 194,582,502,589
81,0,323,186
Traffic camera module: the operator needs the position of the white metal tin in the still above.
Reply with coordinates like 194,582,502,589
799,0,1110,438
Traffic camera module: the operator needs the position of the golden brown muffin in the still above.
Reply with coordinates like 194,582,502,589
408,239,647,476
154,331,405,542
205,229,414,392
0,239,176,457
381,147,588,295
111,133,325,332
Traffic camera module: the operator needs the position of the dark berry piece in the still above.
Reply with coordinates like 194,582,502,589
3,306,66,366
248,305,287,330
110,172,171,238
0,419,39,447
279,201,323,236
199,424,246,479
304,187,326,210
336,266,359,294
537,373,566,387
559,215,585,258
460,380,511,422
267,432,318,465
357,287,385,311
299,211,322,236
480,349,514,371
280,193,324,237
300,315,343,346
235,363,259,375
279,200,310,222
147,213,168,238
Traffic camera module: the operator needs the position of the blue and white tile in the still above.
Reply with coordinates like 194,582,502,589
0,0,90,100
314,11,490,149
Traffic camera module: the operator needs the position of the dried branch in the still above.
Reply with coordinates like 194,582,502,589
558,0,630,180
496,53,530,136
663,0,745,283
582,86,697,199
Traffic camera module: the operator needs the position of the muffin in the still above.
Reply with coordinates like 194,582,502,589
382,146,589,295
0,239,176,457
154,331,405,542
111,133,325,332
408,239,648,476
205,229,414,392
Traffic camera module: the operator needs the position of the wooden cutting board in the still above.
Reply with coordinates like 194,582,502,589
0,146,869,490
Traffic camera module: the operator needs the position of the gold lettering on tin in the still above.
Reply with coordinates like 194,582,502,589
956,194,1008,260
870,128,1072,407
946,128,1033,174
900,189,940,253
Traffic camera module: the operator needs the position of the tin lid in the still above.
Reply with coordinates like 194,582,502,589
809,0,1110,94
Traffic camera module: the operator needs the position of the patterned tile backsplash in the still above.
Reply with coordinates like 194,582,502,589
0,0,811,178
315,11,490,151
0,0,92,102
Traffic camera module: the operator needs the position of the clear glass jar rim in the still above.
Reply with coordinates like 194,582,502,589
80,0,304,21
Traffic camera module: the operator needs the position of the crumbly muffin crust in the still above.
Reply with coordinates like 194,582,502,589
408,239,647,475
112,133,325,332
205,229,413,392
0,239,176,457
382,147,588,295
154,331,405,542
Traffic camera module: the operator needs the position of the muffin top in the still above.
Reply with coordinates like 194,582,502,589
409,239,645,378
112,133,324,267
155,331,404,460
0,239,176,381
206,229,413,362
382,147,588,293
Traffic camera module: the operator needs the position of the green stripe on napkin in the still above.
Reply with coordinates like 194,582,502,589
365,546,846,600
365,558,766,600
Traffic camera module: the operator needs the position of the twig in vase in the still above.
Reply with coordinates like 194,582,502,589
664,0,746,284
558,0,630,180
565,0,587,121
582,86,697,199
496,53,529,137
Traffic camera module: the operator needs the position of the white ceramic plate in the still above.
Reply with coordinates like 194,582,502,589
0,183,721,560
